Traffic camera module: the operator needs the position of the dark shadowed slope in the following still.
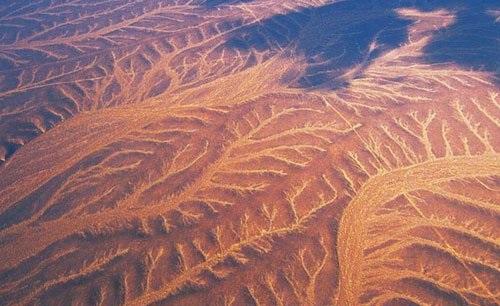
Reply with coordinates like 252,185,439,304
200,0,254,8
223,1,414,89
423,8,499,80
222,0,499,88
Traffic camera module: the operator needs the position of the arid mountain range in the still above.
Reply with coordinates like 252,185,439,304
0,0,499,305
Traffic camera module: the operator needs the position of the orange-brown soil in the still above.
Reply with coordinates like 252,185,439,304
0,1,499,305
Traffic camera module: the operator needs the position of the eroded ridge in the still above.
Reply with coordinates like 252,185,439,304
337,98,500,305
0,95,348,305
337,156,500,305
1,92,498,305
0,0,323,163
0,1,499,305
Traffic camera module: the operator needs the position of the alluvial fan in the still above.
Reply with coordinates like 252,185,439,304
0,0,499,305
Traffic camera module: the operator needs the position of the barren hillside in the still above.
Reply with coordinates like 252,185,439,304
0,0,499,305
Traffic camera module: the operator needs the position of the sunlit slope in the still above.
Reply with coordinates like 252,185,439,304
0,0,322,163
0,0,499,305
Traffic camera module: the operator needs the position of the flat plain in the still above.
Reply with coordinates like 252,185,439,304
0,0,499,305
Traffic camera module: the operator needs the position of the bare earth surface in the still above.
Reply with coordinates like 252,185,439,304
0,0,499,305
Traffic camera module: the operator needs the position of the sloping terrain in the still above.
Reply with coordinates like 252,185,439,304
0,0,499,305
